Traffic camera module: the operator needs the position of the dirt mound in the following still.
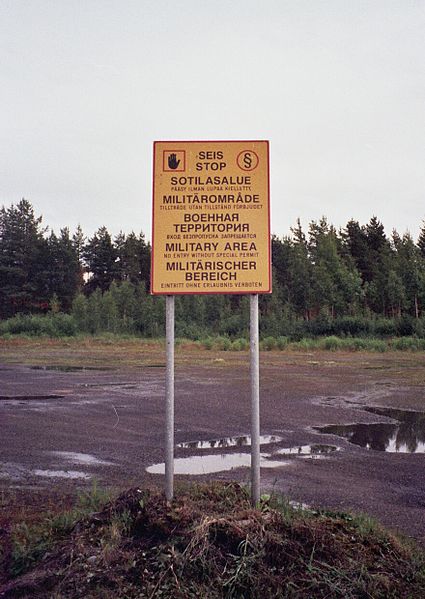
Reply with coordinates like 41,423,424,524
1,482,425,598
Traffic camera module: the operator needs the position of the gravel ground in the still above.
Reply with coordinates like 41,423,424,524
1,347,425,543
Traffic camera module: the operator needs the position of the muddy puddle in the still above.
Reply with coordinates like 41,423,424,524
33,469,91,479
0,452,113,482
30,365,112,372
177,434,283,449
146,453,288,475
147,436,339,475
49,451,114,466
0,394,64,402
318,406,425,453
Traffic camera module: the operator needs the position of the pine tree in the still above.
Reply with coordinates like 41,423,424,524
363,217,393,314
47,228,81,311
0,199,47,317
365,216,388,254
393,231,423,317
115,231,146,284
289,219,313,319
271,235,291,303
341,219,370,283
84,226,118,293
72,224,86,290
308,218,363,317
417,221,425,260
138,233,151,291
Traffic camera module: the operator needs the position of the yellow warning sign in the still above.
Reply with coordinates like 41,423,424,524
151,140,271,295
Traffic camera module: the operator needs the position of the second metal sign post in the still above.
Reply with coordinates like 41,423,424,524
151,140,271,505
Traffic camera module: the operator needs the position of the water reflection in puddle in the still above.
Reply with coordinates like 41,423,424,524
318,406,425,453
277,444,339,457
50,452,113,466
33,469,91,479
147,437,339,475
178,434,283,449
146,453,288,475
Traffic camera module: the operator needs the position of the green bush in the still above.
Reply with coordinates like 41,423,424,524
319,336,342,351
373,318,397,337
51,313,78,336
395,315,415,336
261,336,278,351
390,337,425,351
292,338,317,350
276,336,288,350
0,314,77,337
349,338,373,351
214,336,232,351
367,339,388,352
333,316,371,337
232,338,249,351
218,314,248,337
176,321,208,340
413,318,425,338
200,337,214,350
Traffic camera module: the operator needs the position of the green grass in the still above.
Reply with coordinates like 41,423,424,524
3,323,425,354
9,481,111,576
197,335,414,352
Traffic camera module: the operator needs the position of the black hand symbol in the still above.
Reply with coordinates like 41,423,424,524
168,153,180,169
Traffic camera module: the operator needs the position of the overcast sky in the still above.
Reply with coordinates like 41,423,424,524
1,0,424,241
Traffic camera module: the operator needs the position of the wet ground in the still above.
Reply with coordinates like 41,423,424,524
1,341,425,543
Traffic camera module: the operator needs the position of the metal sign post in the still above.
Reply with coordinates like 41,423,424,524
151,141,271,503
165,295,175,502
250,294,260,505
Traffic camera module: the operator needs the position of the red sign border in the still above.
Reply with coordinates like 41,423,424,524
151,140,272,296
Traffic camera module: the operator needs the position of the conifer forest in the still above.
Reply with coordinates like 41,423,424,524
2,198,425,340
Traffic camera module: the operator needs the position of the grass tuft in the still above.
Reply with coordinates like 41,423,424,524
8,481,112,577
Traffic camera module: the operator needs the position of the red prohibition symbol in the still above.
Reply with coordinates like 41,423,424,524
237,150,259,171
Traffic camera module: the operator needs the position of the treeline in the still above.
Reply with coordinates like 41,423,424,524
2,199,425,339
0,199,150,318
